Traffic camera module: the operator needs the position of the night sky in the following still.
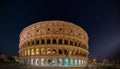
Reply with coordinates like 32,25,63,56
0,0,120,60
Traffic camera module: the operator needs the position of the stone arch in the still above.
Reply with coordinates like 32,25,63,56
72,50,76,56
84,60,87,64
46,58,51,65
64,58,69,66
41,39,45,44
47,48,51,55
58,39,62,44
64,39,68,45
82,59,84,64
27,59,30,65
76,50,79,56
79,50,82,57
35,58,39,65
58,58,62,66
52,58,57,66
19,21,89,66
69,49,72,56
27,49,30,56
19,59,24,65
74,59,78,66
36,39,39,45
41,48,45,55
41,58,45,66
64,49,68,56
31,48,35,55
79,59,81,65
35,48,40,55
52,49,57,55
31,40,34,45
70,40,73,46
70,58,74,66
52,39,57,44
78,50,81,56
31,58,35,65
58,49,62,54
47,39,51,44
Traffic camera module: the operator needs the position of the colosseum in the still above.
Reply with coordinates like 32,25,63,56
19,20,89,68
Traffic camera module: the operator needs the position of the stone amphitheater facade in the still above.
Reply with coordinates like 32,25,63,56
19,20,89,67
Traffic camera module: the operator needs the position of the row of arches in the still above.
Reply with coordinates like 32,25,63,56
20,38,87,49
20,58,87,66
20,48,88,57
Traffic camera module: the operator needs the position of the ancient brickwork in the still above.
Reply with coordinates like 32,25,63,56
19,20,89,67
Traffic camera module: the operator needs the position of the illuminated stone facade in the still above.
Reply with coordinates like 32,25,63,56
19,20,89,67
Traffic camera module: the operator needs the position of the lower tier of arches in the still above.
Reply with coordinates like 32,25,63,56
19,58,87,67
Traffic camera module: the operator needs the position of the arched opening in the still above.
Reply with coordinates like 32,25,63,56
47,39,51,44
58,49,62,54
31,49,35,55
79,59,81,65
41,59,44,66
75,42,77,46
84,60,86,64
82,60,84,64
22,51,24,56
52,58,57,66
64,49,68,56
79,51,82,56
58,39,62,44
36,48,39,55
64,40,68,45
31,40,34,45
76,50,79,56
36,39,39,45
19,59,24,65
74,59,77,66
53,39,56,44
70,59,74,66
70,41,73,45
58,59,62,66
78,50,81,55
27,49,30,56
31,59,35,65
46,59,51,65
41,39,45,44
47,48,51,55
64,58,68,66
73,50,76,56
35,58,39,65
69,51,72,55
27,59,30,65
24,50,27,56
41,48,45,55
52,49,56,55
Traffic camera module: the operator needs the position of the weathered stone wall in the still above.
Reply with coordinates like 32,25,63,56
19,20,89,67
